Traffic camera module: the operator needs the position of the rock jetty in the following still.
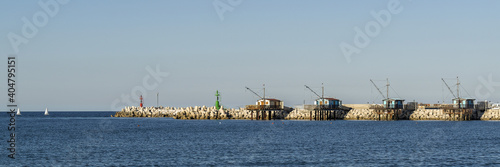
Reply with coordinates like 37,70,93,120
480,109,500,120
114,106,345,120
113,106,174,117
113,104,500,121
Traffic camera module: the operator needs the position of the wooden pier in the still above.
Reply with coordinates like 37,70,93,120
304,105,346,121
440,105,474,121
370,105,402,121
246,105,284,120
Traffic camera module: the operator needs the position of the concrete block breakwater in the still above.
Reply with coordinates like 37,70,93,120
113,105,500,121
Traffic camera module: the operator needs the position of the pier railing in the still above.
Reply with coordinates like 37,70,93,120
303,105,341,110
245,105,283,110
369,105,385,110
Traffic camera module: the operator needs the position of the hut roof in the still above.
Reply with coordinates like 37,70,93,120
259,98,281,101
316,98,340,101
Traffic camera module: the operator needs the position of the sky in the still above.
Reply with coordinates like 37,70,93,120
1,0,500,111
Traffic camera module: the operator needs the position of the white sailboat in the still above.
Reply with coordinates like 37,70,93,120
44,108,49,115
16,108,21,115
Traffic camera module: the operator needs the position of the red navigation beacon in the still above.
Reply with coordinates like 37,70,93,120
140,95,143,107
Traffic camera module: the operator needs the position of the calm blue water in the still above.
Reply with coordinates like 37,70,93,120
1,112,500,166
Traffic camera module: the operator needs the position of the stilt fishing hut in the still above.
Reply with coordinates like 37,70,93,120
441,77,475,121
370,79,405,120
304,84,345,121
245,85,286,120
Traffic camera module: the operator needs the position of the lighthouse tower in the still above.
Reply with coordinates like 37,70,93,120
140,95,143,107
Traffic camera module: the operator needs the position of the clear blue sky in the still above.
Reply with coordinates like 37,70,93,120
1,0,500,111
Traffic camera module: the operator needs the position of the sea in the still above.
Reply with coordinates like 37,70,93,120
1,111,500,166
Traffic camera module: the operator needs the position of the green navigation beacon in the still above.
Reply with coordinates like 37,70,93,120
215,90,221,110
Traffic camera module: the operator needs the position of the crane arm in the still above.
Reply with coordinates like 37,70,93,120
370,79,386,99
305,85,321,98
442,78,457,98
245,87,262,99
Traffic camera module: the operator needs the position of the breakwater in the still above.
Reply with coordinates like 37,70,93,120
113,106,346,120
113,105,500,121
479,109,500,120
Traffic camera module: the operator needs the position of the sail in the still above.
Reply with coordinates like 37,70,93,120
16,108,21,115
44,108,49,115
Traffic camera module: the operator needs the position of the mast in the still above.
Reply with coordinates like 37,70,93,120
386,78,390,100
263,84,266,106
322,83,324,109
456,76,460,99
322,83,324,100
457,76,460,108
442,77,462,108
